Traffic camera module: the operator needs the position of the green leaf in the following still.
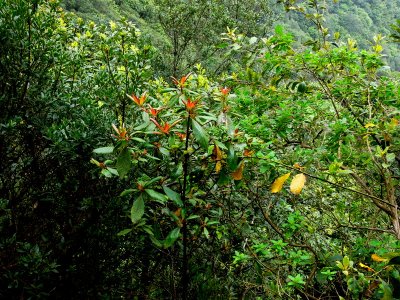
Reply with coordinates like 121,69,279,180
101,169,112,178
203,227,210,238
159,147,170,156
131,195,145,224
192,119,209,150
381,282,393,300
149,235,163,248
93,146,114,154
164,227,181,248
107,167,119,176
387,153,396,163
120,189,136,197
163,186,183,207
117,228,132,236
131,137,147,143
116,148,131,178
227,144,238,171
143,176,163,187
145,189,168,204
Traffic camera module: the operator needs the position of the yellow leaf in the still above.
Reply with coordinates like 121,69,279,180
371,254,388,262
213,143,223,174
365,123,376,128
215,161,222,174
290,174,306,195
232,161,244,180
359,262,375,272
271,173,291,193
213,143,223,161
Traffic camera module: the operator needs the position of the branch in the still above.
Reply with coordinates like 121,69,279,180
247,156,397,210
336,223,394,234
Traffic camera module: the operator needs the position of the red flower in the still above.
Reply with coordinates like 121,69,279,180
182,98,199,111
220,86,230,96
150,118,179,135
172,73,191,89
130,91,147,106
146,105,163,117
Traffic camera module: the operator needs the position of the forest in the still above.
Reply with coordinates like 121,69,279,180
1,0,400,299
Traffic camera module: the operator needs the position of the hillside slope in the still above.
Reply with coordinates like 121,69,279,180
62,0,400,70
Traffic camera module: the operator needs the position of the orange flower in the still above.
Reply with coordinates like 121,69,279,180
130,91,147,106
220,86,230,96
150,118,179,135
146,105,163,117
172,73,191,89
182,98,199,111
112,123,129,140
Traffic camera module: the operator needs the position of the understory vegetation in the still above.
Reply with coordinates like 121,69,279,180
1,0,400,299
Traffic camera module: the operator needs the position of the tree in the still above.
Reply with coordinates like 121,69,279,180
155,0,275,76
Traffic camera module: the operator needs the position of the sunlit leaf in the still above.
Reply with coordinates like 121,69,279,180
371,254,388,262
364,123,376,128
215,161,222,174
290,174,306,195
358,262,375,272
271,173,291,193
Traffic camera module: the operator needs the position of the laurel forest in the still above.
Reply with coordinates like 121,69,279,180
1,0,400,299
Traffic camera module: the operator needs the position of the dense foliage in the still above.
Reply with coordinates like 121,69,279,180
1,0,400,299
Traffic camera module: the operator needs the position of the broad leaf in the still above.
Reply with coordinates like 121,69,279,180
145,189,168,204
227,144,238,171
192,119,209,150
164,227,181,248
120,189,136,197
116,148,131,178
131,195,145,224
93,146,114,154
163,185,183,207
